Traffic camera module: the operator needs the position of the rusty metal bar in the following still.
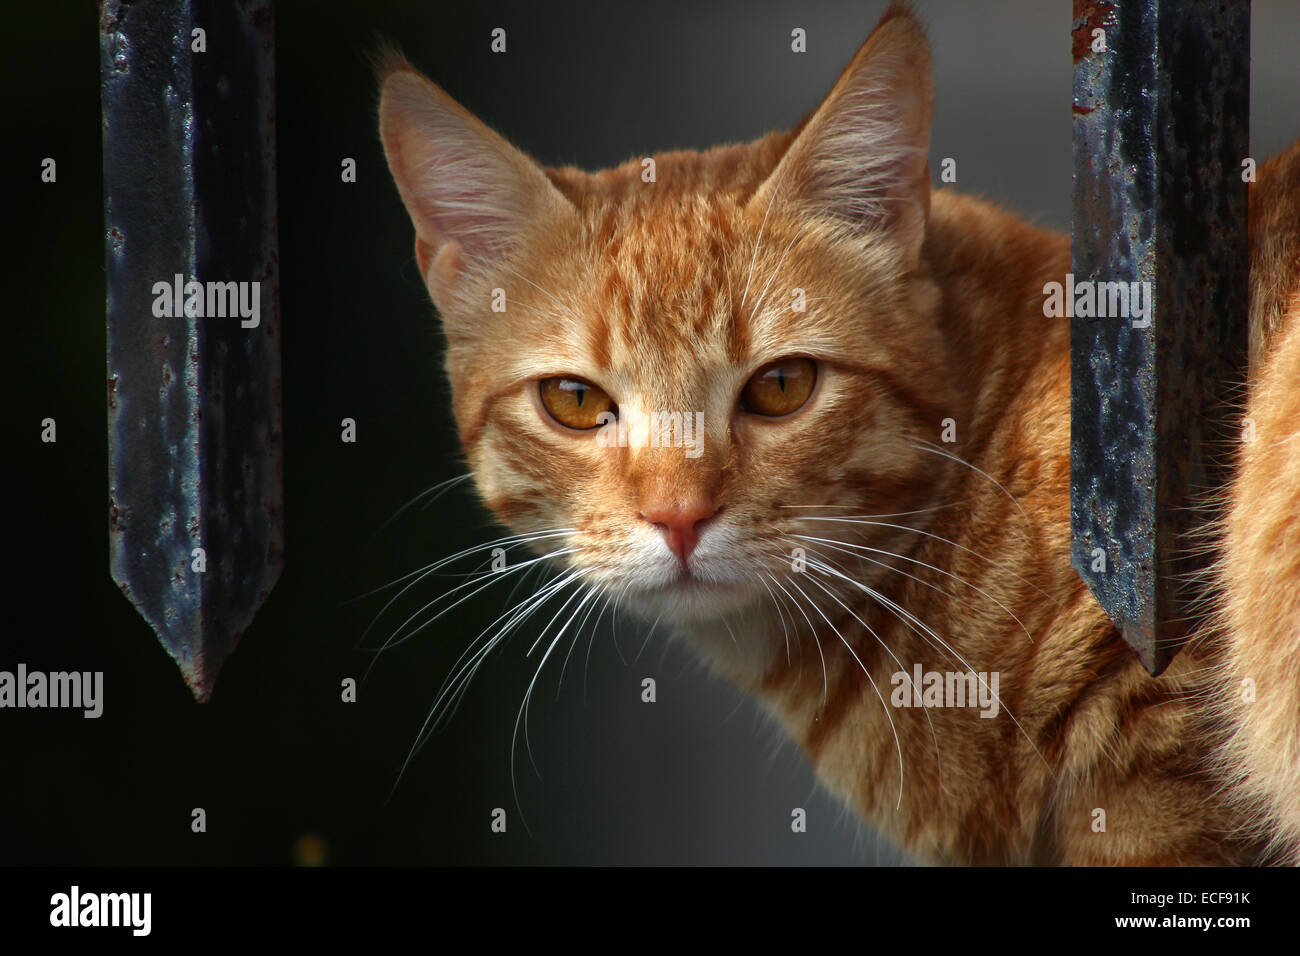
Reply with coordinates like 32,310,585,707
1070,0,1249,674
101,0,283,701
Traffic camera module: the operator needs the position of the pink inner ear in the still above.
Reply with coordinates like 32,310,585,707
419,193,516,263
426,240,465,302
382,83,525,266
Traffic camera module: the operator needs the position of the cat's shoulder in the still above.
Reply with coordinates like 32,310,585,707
1249,140,1300,357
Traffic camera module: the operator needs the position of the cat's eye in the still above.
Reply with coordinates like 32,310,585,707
538,376,616,430
740,358,817,417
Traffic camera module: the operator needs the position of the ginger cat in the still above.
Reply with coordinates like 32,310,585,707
378,4,1300,864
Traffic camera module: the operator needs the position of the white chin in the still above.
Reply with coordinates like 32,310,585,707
622,576,759,624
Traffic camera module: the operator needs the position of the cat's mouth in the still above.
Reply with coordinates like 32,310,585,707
641,571,717,594
622,566,758,621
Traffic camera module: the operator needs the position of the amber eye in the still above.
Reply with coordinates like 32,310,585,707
538,377,616,430
740,358,817,417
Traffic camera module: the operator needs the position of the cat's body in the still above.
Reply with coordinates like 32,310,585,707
380,6,1300,864
1214,143,1300,865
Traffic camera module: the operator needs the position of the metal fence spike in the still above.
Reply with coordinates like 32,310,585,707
101,0,283,701
1070,0,1250,674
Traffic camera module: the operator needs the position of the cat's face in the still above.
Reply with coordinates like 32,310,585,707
380,12,952,647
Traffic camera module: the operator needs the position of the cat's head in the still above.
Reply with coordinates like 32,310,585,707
379,6,957,658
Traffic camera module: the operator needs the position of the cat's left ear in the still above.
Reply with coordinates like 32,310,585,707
379,58,577,309
749,5,933,263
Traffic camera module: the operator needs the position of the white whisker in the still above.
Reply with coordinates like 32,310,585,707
910,440,1030,527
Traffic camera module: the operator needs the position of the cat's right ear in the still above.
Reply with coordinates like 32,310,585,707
379,59,575,308
748,4,933,264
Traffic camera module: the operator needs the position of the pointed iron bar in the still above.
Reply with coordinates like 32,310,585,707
1070,0,1249,674
101,0,283,701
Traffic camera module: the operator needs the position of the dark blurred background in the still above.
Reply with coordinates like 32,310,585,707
4,0,1296,866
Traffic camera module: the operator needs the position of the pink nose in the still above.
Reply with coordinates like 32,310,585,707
640,501,718,564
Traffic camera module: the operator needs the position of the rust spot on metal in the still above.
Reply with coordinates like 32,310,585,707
1072,0,1115,63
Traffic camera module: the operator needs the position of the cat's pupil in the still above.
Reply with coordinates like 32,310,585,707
558,378,587,406
777,368,787,392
